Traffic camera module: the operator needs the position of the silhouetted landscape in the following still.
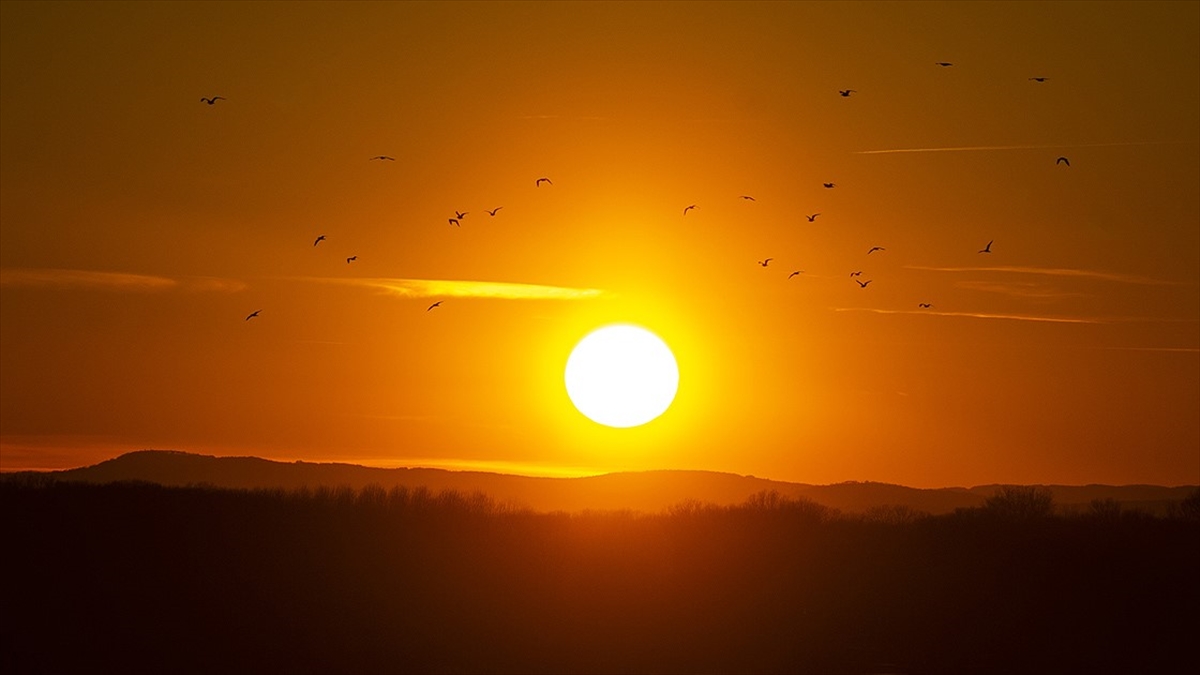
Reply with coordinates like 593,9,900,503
40,450,1200,516
4,454,1198,674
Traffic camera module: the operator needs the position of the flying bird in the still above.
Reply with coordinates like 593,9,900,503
200,96,225,105
427,301,442,311
1056,156,1070,166
935,62,953,67
740,195,756,201
788,271,804,279
979,240,993,254
448,218,460,227
850,271,862,277
806,213,820,222
245,310,261,321
313,235,326,246
455,210,468,219
536,177,553,187
759,258,773,267
868,246,886,254
1029,77,1049,82
823,182,836,189
918,303,933,308
370,155,395,161
683,204,697,215
346,256,357,264
856,279,873,288
839,89,856,97
486,207,503,216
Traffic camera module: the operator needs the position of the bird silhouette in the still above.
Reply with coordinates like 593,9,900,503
536,177,552,186
346,256,357,264
839,89,856,97
200,96,225,105
740,195,756,201
788,271,803,279
935,62,953,67
856,279,873,288
868,246,886,254
759,258,773,267
1029,77,1049,82
370,155,395,161
427,301,442,311
455,210,468,219
850,271,862,277
486,207,503,216
683,204,697,215
918,303,933,308
823,182,836,189
245,310,261,321
979,240,993,254
806,213,820,222
313,235,326,246
1056,156,1070,166
448,218,460,227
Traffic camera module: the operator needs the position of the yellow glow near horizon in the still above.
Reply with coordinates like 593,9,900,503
565,324,679,428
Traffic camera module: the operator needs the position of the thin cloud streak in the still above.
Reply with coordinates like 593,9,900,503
952,280,1086,300
832,307,1105,324
360,456,605,479
312,277,608,301
0,268,247,293
1096,346,1200,353
854,140,1195,155
907,265,1177,286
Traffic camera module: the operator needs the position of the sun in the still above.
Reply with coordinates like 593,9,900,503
564,324,679,428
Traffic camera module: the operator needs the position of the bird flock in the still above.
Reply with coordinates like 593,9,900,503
210,67,1068,323
656,67,1071,311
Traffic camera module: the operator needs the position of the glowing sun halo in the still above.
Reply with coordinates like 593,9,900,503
565,324,679,428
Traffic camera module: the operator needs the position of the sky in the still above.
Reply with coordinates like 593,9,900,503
2,1,1197,487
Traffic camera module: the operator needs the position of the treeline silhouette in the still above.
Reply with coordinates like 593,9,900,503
3,478,1197,674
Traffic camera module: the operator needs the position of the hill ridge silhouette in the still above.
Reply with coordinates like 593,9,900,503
26,449,1198,515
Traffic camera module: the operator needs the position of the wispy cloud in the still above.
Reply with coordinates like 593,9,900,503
952,280,1086,301
517,114,609,121
355,456,605,478
0,268,247,293
831,306,1105,324
311,277,607,301
854,140,1194,155
1095,346,1200,353
906,265,1177,286
183,276,248,293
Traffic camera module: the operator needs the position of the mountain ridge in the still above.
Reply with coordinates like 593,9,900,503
13,449,1196,515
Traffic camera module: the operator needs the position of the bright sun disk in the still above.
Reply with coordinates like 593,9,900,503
564,324,679,428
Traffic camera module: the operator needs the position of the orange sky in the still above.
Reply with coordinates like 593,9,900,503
2,1,1197,487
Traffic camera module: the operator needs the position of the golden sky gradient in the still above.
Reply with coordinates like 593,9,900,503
2,1,1197,486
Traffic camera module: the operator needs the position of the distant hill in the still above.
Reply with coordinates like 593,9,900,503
19,450,1198,515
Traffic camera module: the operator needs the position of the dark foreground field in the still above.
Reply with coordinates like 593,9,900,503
3,479,1198,674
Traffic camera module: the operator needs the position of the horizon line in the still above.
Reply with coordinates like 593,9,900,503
4,448,1197,490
